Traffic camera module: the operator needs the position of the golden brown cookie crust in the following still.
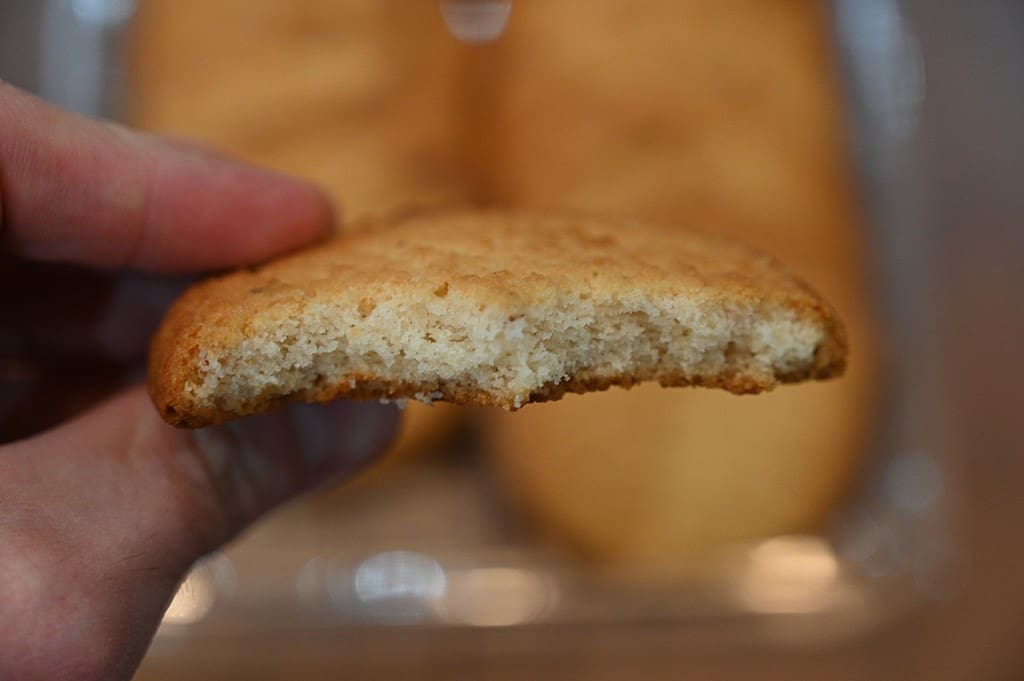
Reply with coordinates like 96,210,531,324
149,209,846,428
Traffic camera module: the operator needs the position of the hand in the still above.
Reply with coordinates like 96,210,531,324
0,82,400,680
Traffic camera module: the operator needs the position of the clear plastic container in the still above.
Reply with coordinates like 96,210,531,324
8,0,1007,678
137,2,963,674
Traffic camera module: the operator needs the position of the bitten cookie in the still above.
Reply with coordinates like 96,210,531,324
149,209,846,427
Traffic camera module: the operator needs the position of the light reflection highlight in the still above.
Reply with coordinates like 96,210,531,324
354,551,447,602
70,0,136,25
347,551,446,622
162,571,215,626
435,567,557,627
883,451,943,512
734,536,842,614
440,0,512,44
834,0,925,140
296,555,327,602
160,554,235,627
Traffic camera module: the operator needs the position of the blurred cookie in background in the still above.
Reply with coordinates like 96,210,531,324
476,1,857,246
131,0,468,219
472,0,867,321
130,0,877,565
482,0,877,567
130,0,466,461
488,381,870,568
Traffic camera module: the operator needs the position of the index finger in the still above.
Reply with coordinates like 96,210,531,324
0,81,334,273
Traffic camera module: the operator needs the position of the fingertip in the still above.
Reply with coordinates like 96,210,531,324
150,134,339,240
156,134,339,246
269,173,339,247
135,140,340,271
1,84,339,272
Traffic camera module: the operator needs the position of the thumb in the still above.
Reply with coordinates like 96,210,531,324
0,387,398,681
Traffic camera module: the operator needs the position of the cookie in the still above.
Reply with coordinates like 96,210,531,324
131,0,467,220
488,378,870,567
476,0,875,568
148,209,846,427
131,0,472,452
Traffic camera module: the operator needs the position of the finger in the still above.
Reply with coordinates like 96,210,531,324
0,387,399,680
0,81,335,272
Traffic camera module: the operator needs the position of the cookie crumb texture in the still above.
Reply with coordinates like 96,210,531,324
149,210,847,427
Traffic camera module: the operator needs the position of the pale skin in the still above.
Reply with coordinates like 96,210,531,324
0,81,401,680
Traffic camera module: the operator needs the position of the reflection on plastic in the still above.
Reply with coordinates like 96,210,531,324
884,451,943,513
834,0,924,140
295,555,327,603
162,572,216,626
734,536,844,615
70,0,135,25
348,551,447,622
40,0,136,118
160,554,236,627
435,568,558,627
440,0,512,44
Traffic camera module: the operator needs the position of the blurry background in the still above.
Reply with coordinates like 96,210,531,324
130,0,877,571
2,0,1023,679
